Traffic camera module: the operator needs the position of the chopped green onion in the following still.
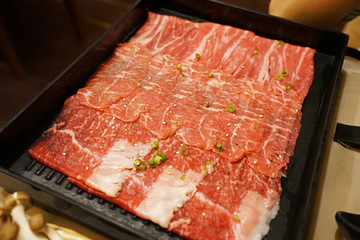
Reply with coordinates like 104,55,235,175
203,159,212,165
234,212,240,222
159,152,166,160
205,101,210,108
208,72,214,78
134,159,146,171
281,70,288,76
176,64,185,77
153,151,166,165
137,82,141,87
216,143,224,151
275,74,283,81
227,106,235,113
148,160,156,167
252,52,258,57
191,17,200,23
202,166,208,177
195,53,201,60
153,141,159,149
181,148,189,156
180,175,186,180
154,155,163,165
285,83,292,90
278,40,285,46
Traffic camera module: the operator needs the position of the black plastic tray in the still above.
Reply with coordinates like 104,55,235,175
0,0,348,239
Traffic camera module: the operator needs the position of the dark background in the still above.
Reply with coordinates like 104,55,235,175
0,0,269,128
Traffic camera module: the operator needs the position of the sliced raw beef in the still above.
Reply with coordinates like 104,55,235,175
77,43,153,110
29,95,156,196
106,53,179,122
29,11,316,240
130,12,256,74
69,136,221,228
130,12,315,104
169,158,281,240
246,94,303,178
175,71,236,150
139,59,209,139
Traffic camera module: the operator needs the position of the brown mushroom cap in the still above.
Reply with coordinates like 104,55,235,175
0,221,19,240
14,192,33,210
3,192,33,212
29,213,45,233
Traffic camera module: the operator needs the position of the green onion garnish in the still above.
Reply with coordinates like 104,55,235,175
203,159,212,165
137,83,141,87
208,72,214,78
252,52,258,57
180,175,186,180
216,143,224,151
159,152,166,160
176,64,185,77
278,40,285,46
154,155,163,165
134,159,146,171
192,17,200,23
275,74,283,81
205,101,210,108
153,141,159,149
195,53,201,60
148,160,156,167
234,212,240,222
181,148,189,156
281,70,288,76
285,83,292,90
202,166,208,177
153,151,166,165
227,106,235,113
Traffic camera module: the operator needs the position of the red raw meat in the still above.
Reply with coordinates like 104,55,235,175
139,59,209,139
130,12,315,104
106,53,179,122
77,43,152,111
29,11,316,240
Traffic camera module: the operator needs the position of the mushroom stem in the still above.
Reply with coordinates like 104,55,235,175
11,205,46,240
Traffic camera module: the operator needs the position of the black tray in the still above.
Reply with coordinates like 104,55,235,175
0,0,348,239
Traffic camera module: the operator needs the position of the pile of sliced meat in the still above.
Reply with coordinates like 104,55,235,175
28,11,315,240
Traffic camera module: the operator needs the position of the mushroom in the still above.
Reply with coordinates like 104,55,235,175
1,191,64,240
0,209,19,240
29,213,63,240
6,191,63,240
10,202,47,240
0,220,19,240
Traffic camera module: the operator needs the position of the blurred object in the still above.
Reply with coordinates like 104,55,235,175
334,123,360,149
344,17,360,49
0,187,107,240
336,211,360,240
